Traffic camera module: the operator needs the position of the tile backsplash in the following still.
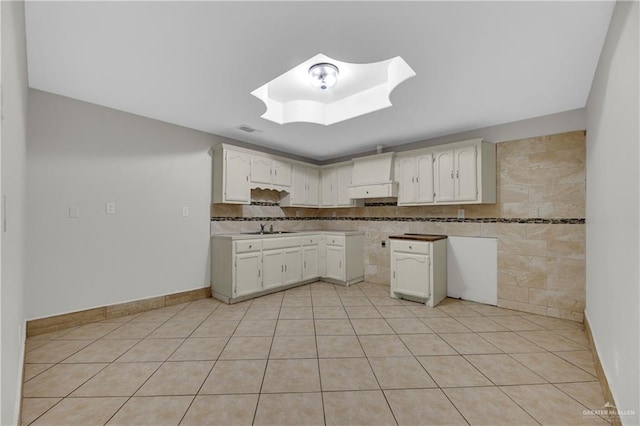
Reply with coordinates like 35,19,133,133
211,131,586,322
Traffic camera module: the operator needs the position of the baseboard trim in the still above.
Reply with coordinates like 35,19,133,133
26,287,211,337
584,313,621,426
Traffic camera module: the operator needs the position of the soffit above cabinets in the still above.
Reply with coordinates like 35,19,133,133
24,1,615,161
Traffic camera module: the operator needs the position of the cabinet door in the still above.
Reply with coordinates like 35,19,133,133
251,155,272,185
234,252,262,298
291,165,308,205
262,249,284,290
434,150,455,202
306,168,320,206
416,153,435,203
455,146,478,202
283,247,303,285
302,245,319,280
325,245,345,281
224,150,251,203
396,156,417,204
392,252,430,299
272,160,292,187
320,168,336,207
336,165,353,206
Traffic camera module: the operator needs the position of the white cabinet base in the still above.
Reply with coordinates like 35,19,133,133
390,237,447,307
212,277,321,304
211,232,364,305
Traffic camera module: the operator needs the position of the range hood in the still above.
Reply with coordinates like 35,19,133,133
348,152,398,199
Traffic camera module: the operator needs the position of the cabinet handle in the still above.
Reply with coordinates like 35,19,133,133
246,176,249,181
393,271,396,278
411,177,414,183
416,176,419,183
456,170,459,178
409,245,412,250
450,171,454,179
281,265,284,272
258,269,261,277
339,261,342,268
304,261,306,268
285,265,287,272
249,245,252,249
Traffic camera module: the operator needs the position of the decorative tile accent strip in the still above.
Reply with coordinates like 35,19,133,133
250,201,280,206
211,216,585,224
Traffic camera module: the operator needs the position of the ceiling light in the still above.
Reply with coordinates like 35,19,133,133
309,63,339,90
251,53,416,126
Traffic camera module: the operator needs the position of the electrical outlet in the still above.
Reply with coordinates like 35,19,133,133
182,207,189,217
106,202,116,215
68,206,80,219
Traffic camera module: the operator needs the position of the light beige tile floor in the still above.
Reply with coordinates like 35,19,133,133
21,281,612,425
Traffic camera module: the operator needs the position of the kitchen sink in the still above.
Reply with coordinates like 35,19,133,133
241,231,296,235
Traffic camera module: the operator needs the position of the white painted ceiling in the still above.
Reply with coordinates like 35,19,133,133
24,1,615,161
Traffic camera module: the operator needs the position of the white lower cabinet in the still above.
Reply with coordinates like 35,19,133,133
324,234,365,285
262,249,286,291
302,236,320,280
325,245,344,281
211,232,364,303
234,251,262,298
284,248,303,285
390,237,447,307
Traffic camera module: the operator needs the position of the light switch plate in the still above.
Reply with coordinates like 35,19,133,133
182,207,189,217
106,202,116,214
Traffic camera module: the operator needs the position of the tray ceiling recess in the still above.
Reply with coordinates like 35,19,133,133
251,54,416,126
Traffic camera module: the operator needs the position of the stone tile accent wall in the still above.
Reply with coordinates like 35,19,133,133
211,131,586,322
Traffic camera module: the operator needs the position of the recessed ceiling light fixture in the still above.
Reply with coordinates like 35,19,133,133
309,62,339,90
251,53,416,126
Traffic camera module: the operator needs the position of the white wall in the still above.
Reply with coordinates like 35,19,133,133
585,1,639,423
1,0,28,424
26,90,226,319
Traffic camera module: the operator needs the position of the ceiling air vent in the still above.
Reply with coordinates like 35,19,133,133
236,124,260,133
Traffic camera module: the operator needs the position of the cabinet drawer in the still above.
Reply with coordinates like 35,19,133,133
348,183,397,198
326,236,345,247
302,235,320,246
235,239,262,253
391,240,430,255
262,237,302,250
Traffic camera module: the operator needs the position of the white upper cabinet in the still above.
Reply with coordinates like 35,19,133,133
250,154,292,188
282,164,320,207
320,162,359,208
434,150,456,202
434,143,489,203
400,139,496,205
320,167,336,207
250,155,272,186
455,146,478,201
272,159,292,187
336,164,354,206
396,153,434,205
212,146,251,204
214,140,494,207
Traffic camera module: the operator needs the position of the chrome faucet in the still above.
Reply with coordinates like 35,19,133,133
269,224,273,233
259,223,266,233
